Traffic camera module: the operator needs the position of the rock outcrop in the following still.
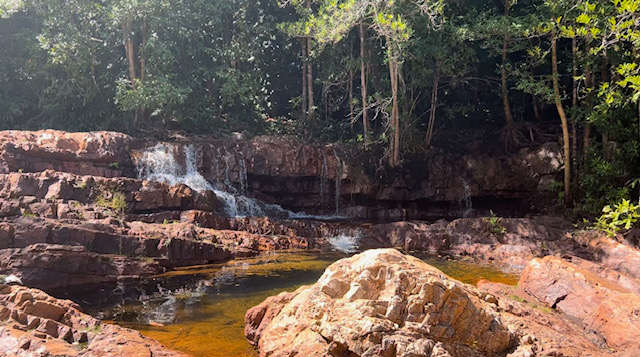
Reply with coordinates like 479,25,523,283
0,284,186,357
519,255,640,355
245,249,516,357
0,130,133,178
0,130,564,219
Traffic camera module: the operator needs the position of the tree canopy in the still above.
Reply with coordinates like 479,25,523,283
1,0,640,213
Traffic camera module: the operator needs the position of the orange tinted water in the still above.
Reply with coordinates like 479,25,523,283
87,252,518,357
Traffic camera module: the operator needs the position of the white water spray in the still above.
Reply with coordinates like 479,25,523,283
135,143,346,220
327,233,360,254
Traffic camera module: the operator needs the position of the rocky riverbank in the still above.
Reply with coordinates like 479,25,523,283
0,284,187,356
0,129,639,356
246,249,640,357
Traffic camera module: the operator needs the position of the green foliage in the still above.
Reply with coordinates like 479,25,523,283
594,199,640,236
107,162,120,170
95,191,128,217
483,210,507,235
21,210,37,218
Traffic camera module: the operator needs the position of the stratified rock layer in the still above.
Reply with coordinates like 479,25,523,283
245,249,515,357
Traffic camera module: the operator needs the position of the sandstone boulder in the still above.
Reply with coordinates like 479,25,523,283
520,256,640,355
245,249,516,357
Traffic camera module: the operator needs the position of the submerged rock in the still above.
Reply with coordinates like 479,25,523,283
245,248,516,357
0,285,186,357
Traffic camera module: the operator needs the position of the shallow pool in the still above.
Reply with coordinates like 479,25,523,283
60,251,518,357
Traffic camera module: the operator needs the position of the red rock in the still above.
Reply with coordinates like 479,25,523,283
520,256,640,354
0,285,186,357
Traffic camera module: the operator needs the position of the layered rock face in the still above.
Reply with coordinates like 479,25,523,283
245,249,516,357
0,130,562,219
0,130,133,178
0,284,186,356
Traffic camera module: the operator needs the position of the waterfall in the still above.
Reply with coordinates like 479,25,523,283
327,232,361,253
334,149,343,216
135,143,264,217
458,177,474,217
239,156,248,194
320,150,328,206
135,143,345,220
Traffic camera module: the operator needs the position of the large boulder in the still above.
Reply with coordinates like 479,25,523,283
245,249,516,357
0,285,186,357
520,256,640,355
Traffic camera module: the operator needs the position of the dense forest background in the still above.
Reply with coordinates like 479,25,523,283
1,0,640,215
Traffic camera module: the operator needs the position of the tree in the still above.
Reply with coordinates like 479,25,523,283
291,0,443,166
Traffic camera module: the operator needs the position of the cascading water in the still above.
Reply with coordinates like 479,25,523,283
458,177,474,217
136,143,345,220
135,143,264,217
320,150,329,206
333,148,343,216
239,156,248,194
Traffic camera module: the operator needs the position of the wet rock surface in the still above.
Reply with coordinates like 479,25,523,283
0,285,187,357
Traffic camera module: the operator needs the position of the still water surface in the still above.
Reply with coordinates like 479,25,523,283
63,251,518,357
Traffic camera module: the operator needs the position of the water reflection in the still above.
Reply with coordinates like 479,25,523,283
55,251,518,357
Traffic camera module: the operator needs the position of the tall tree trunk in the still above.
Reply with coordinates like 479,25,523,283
305,0,314,121
426,61,440,146
501,0,515,129
601,52,610,152
307,37,314,121
360,22,370,144
140,21,147,82
583,43,593,153
571,37,579,183
551,28,572,206
301,39,308,117
533,96,541,121
388,51,400,167
122,19,141,126
123,21,137,90
349,39,354,131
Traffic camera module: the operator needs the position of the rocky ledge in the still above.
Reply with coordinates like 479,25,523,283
246,249,640,357
0,129,562,218
0,284,185,357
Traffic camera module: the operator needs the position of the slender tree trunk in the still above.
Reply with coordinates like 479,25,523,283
551,28,572,206
388,51,400,167
305,0,314,121
301,39,308,117
501,0,515,129
122,19,141,126
533,96,541,121
349,40,354,131
601,52,610,152
571,37,579,183
140,21,147,82
426,62,440,145
360,22,370,144
583,44,593,153
123,21,137,90
307,37,314,121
